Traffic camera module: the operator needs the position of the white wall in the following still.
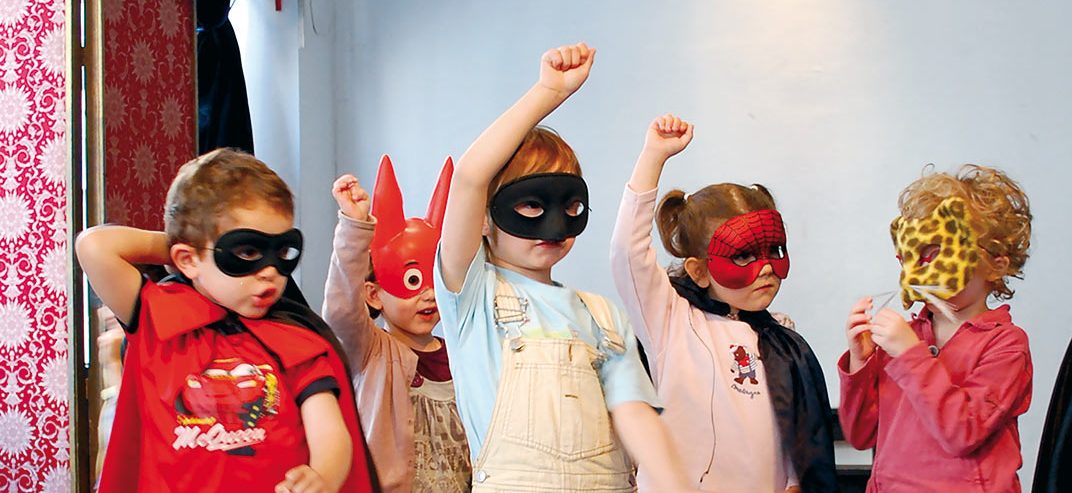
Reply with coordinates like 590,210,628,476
232,0,337,309
329,0,1072,487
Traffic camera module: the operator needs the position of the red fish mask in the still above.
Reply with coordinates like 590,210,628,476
370,155,453,299
705,209,790,289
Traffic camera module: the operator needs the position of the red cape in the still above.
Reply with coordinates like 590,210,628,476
98,280,377,492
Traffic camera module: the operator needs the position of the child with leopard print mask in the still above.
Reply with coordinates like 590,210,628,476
839,164,1034,492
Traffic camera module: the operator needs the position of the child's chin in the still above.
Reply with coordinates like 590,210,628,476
234,305,271,319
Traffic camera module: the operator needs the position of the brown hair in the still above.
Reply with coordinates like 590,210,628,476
164,148,294,248
897,164,1031,300
486,126,582,205
655,183,777,261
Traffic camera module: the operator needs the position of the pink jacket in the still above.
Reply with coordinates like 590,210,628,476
838,305,1032,492
323,213,419,493
610,186,796,492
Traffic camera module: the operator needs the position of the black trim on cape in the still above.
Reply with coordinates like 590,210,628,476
272,277,383,493
670,275,839,492
1033,337,1072,493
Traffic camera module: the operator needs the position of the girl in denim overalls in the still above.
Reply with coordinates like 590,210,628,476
434,43,701,493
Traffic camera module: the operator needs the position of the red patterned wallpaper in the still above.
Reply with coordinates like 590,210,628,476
102,0,196,229
0,0,71,491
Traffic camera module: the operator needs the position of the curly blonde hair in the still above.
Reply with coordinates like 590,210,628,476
897,164,1032,300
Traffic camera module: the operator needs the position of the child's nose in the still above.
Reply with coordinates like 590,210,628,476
255,265,282,279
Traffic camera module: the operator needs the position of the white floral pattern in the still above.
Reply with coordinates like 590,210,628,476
0,409,32,455
40,465,69,493
0,86,29,133
1,0,70,489
39,245,65,295
0,302,30,349
0,194,29,240
38,27,64,75
39,356,67,404
0,0,28,26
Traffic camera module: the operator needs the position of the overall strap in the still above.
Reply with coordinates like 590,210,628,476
492,274,527,350
576,291,626,356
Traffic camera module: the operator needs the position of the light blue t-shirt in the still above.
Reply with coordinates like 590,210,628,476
433,244,660,461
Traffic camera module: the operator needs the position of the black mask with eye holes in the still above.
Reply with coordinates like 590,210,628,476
212,228,304,277
489,173,589,242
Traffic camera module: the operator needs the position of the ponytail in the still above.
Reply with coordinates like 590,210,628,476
653,183,778,261
656,190,690,258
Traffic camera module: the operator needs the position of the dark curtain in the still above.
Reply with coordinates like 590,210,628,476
197,0,254,154
1033,337,1072,493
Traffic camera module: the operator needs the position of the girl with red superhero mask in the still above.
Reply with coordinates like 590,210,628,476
609,115,838,492
322,156,471,493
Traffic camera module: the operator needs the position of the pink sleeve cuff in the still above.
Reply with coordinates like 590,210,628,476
883,342,933,382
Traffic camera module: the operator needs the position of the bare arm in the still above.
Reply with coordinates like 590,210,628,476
75,225,170,325
277,393,352,493
611,401,698,493
439,43,596,292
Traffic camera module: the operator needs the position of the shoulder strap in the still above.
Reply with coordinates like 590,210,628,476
577,290,626,355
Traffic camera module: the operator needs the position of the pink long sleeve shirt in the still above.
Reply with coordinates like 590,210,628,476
610,186,796,493
838,305,1032,492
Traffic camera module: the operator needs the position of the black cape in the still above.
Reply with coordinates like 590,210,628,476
670,275,840,492
1033,337,1072,493
274,277,383,492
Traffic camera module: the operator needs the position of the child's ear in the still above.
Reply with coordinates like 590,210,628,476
683,257,711,288
481,214,491,236
365,281,385,311
171,243,202,279
987,255,1011,282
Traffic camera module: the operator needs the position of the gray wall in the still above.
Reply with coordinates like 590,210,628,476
252,0,1072,487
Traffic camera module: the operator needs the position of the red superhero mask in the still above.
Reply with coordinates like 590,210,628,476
370,155,453,299
705,209,790,289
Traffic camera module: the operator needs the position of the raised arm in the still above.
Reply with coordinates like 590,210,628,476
75,225,170,325
609,115,694,354
322,175,380,372
439,43,596,291
628,114,694,193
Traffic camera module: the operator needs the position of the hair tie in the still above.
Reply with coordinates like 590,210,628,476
683,192,692,202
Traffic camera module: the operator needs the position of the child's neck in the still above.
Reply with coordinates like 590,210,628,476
384,321,441,352
489,257,555,285
928,295,989,347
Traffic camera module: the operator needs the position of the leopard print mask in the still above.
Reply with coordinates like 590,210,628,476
890,197,981,308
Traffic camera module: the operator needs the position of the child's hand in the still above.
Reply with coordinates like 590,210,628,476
845,297,876,368
868,308,921,358
538,42,596,96
332,174,370,221
275,465,331,493
643,114,694,160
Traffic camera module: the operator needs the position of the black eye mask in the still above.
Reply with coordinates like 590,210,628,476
212,228,304,277
489,173,589,242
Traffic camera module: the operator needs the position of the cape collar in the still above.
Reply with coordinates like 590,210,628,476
144,275,327,369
